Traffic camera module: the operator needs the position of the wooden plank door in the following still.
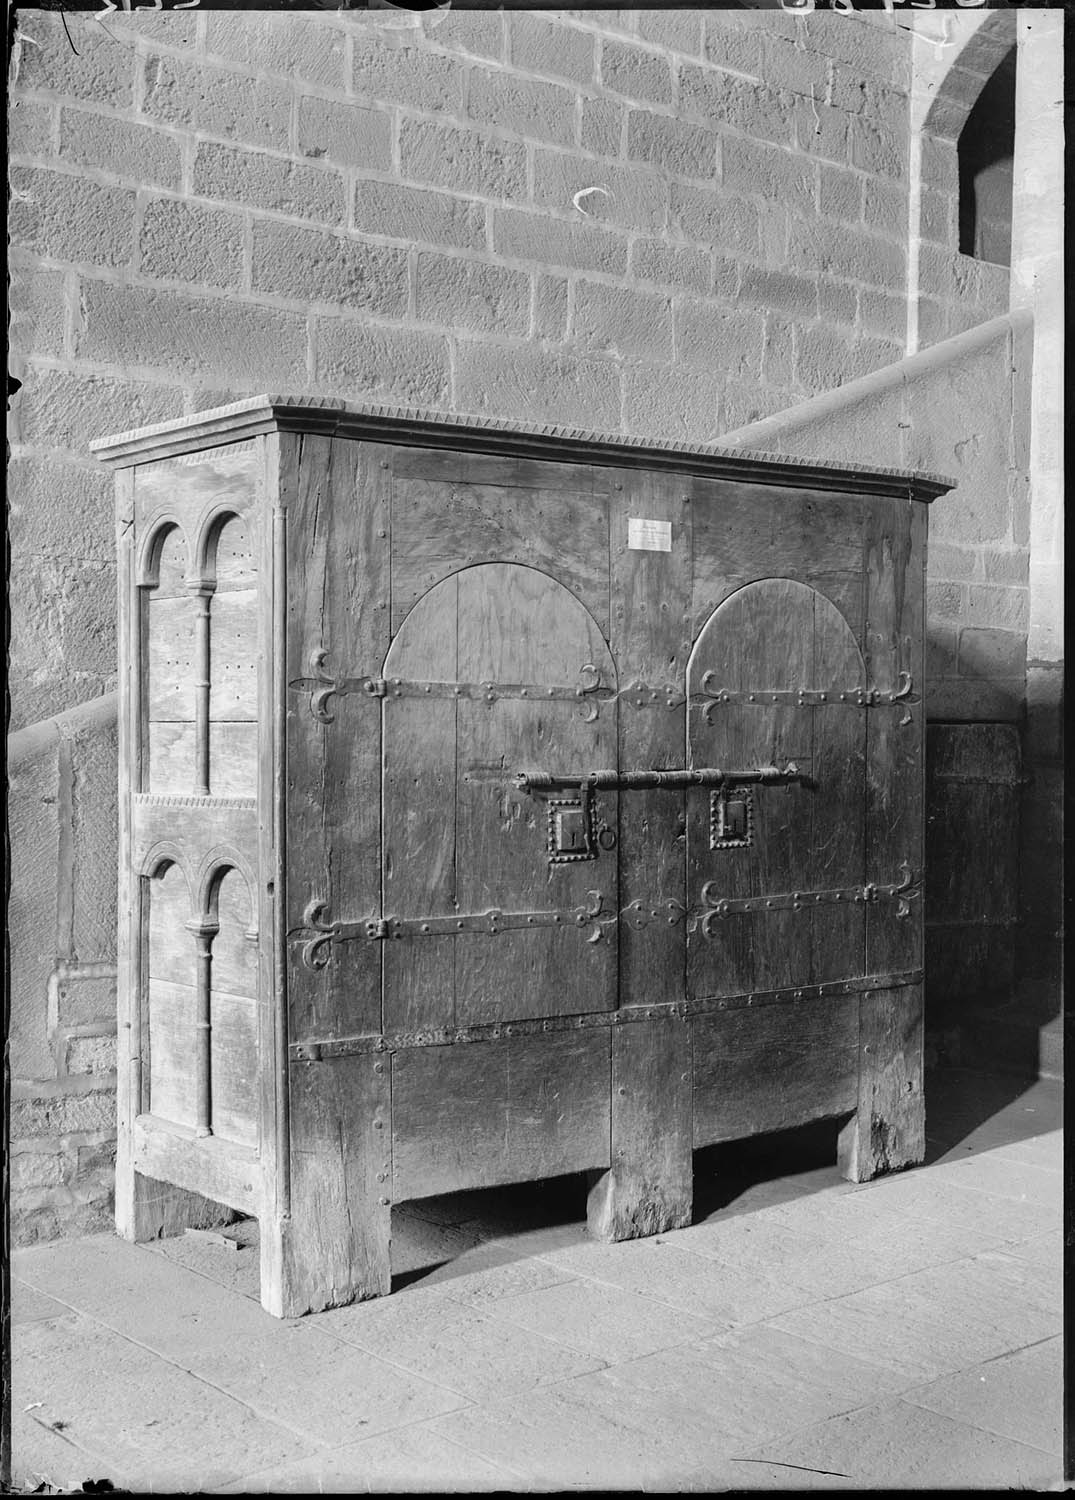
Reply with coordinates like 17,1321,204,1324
382,562,619,1035
686,578,868,1000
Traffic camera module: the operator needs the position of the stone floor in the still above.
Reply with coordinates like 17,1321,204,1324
9,1068,1065,1493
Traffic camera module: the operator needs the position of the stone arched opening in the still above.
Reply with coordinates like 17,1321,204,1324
913,9,1017,346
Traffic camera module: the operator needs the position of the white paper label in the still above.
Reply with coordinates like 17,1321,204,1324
627,518,672,552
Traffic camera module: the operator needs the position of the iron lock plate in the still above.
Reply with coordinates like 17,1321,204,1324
547,791,596,862
710,785,754,849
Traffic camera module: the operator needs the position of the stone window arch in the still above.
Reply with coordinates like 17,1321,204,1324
915,9,1017,344
957,43,1016,266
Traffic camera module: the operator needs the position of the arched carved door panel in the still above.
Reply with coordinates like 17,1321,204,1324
382,563,619,1034
687,578,868,999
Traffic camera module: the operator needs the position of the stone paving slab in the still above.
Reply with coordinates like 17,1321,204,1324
731,1396,1062,1490
770,1252,1062,1384
8,1071,1064,1493
10,1278,70,1325
11,1311,316,1493
425,1381,733,1491
211,1425,521,1494
530,1233,819,1328
312,1292,606,1404
476,1273,723,1362
904,1335,1064,1459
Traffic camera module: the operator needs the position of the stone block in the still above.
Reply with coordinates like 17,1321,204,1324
722,382,798,434
194,142,345,226
795,323,899,392
493,209,628,277
757,34,829,100
251,220,408,318
12,368,181,453
702,15,766,78
762,317,797,389
850,116,908,181
635,10,703,58
57,974,116,1029
722,136,814,218
817,162,864,224
139,197,245,291
70,720,119,963
8,262,66,360
921,133,958,191
670,186,758,256
424,9,503,62
737,264,817,321
400,118,527,200
415,254,530,337
572,282,672,362
857,288,907,342
11,1151,68,1192
862,176,909,241
76,281,308,388
352,179,485,253
581,97,624,157
465,66,576,148
58,109,182,193
7,458,113,562
297,96,392,172
532,151,668,234
314,319,450,408
11,1090,116,1140
958,627,1027,683
352,30,461,113
65,1034,118,1076
9,167,134,270
629,240,710,296
674,301,763,378
793,99,850,165
967,585,1030,635
10,98,54,158
60,563,117,677
454,342,620,432
627,109,719,182
816,278,857,329
533,275,569,342
601,40,672,106
920,186,954,245
205,12,346,90
928,542,978,583
509,13,595,84
799,12,912,90
8,750,61,1082
788,218,905,289
927,581,964,623
680,66,795,148
925,626,958,682
141,54,290,151
14,12,134,106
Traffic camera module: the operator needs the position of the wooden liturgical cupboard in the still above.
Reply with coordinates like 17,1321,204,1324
94,397,951,1318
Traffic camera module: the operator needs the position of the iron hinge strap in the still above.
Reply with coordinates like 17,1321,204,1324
289,650,916,727
289,967,925,1060
698,864,921,927
294,892,614,969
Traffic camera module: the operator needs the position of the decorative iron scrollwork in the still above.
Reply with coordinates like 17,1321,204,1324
292,890,617,968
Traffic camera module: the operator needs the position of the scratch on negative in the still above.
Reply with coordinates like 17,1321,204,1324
730,1459,853,1479
572,186,611,216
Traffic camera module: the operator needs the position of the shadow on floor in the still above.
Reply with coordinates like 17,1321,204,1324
389,1065,1053,1292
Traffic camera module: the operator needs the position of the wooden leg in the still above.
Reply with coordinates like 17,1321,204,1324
116,1141,231,1242
588,1017,693,1241
262,1053,392,1319
838,984,926,1183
